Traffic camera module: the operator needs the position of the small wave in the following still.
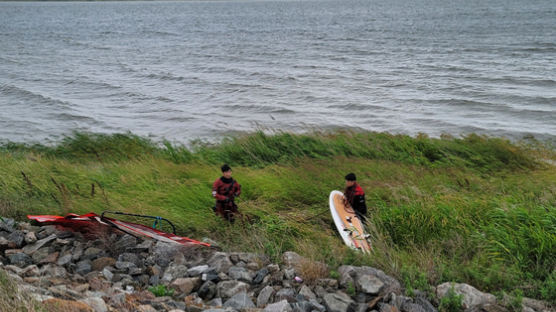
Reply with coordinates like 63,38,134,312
64,78,122,90
55,112,98,123
0,56,22,64
144,72,199,83
0,84,71,109
217,104,295,114
471,76,556,88
141,30,179,37
165,116,196,122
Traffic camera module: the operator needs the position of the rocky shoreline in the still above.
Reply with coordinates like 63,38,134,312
0,217,551,312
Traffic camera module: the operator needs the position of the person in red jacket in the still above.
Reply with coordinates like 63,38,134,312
212,164,241,223
343,173,367,224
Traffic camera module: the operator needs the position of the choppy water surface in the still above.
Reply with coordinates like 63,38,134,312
1,0,555,144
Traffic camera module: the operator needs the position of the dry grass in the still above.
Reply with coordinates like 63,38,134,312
0,269,45,312
295,257,330,285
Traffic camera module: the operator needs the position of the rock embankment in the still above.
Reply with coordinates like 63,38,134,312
0,218,551,312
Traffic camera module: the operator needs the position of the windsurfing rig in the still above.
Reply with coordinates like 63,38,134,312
27,211,211,248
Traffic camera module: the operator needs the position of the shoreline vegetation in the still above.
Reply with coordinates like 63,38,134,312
1,130,555,305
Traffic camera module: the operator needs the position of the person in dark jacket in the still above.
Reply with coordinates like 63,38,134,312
343,173,367,223
212,164,241,223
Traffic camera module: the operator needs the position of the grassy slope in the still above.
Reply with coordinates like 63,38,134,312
0,131,555,303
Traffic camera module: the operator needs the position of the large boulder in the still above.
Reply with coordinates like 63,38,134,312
437,283,496,310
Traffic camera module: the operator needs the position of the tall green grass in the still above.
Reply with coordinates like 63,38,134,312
0,131,554,304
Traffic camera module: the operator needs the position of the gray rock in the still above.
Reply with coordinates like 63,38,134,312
253,268,269,284
102,268,114,281
118,252,143,267
317,278,339,289
82,247,105,260
162,263,189,283
72,244,84,261
379,303,398,312
170,277,200,294
314,286,328,299
109,292,127,308
353,303,369,312
22,264,40,277
57,253,73,266
76,260,92,275
401,302,427,312
208,252,233,274
323,292,355,312
24,231,37,244
268,264,280,273
356,274,384,295
265,300,293,312
8,252,33,267
339,265,401,296
224,292,255,310
41,264,68,278
115,261,136,271
257,285,276,308
149,275,159,286
282,251,302,267
437,283,495,310
126,239,152,253
81,297,108,312
217,280,250,299
276,288,297,303
0,236,9,249
284,268,296,280
0,218,15,233
309,299,326,312
228,266,253,282
114,234,137,254
7,231,25,249
188,265,211,276
521,297,550,312
208,298,223,307
199,281,217,300
202,272,220,283
292,301,313,312
129,267,144,275
299,285,317,300
137,305,157,312
414,297,437,312
31,247,50,263
3,265,23,276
